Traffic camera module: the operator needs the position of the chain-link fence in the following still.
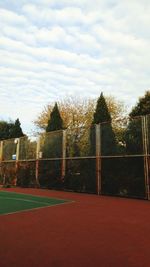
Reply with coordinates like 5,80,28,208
99,117,146,198
0,115,149,199
148,116,150,188
39,130,63,159
19,136,37,160
2,138,17,161
64,158,96,193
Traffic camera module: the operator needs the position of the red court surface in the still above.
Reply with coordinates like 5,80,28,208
0,188,150,267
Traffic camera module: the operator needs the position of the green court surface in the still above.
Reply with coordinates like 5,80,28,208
0,191,69,215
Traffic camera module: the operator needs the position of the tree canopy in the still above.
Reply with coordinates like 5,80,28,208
41,103,64,159
34,96,126,133
92,92,112,124
0,119,24,140
125,91,150,154
130,91,150,117
90,93,117,155
9,119,24,138
46,103,64,132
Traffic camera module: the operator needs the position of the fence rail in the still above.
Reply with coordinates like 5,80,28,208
0,115,150,200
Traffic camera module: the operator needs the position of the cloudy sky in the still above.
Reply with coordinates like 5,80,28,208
0,0,150,134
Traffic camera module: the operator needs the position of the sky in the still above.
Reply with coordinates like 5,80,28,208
0,0,150,134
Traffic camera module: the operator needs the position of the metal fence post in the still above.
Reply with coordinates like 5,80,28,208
0,141,3,161
96,124,101,195
15,138,20,186
142,116,150,200
62,130,66,179
0,141,3,184
35,138,40,187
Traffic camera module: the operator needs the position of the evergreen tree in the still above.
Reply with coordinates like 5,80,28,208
46,103,63,132
41,103,64,188
92,93,111,124
0,119,24,140
0,121,10,140
89,93,117,194
125,91,150,154
9,118,24,138
91,93,116,155
122,92,150,198
42,103,64,160
129,91,150,117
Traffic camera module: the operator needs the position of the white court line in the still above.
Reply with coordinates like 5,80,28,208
0,196,66,205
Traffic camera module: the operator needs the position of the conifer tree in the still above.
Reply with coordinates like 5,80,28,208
9,118,24,138
125,91,150,154
0,119,24,140
42,103,64,161
46,103,63,132
129,91,150,117
0,121,10,140
92,93,111,124
91,93,116,155
41,103,64,188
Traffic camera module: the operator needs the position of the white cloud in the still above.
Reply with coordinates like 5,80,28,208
22,4,87,26
0,8,28,26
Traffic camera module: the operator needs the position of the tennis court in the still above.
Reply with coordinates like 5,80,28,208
0,190,69,215
1,188,150,267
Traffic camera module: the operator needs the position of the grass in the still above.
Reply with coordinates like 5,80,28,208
0,191,69,215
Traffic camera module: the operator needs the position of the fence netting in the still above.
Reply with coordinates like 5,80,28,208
19,136,37,160
3,138,17,161
0,161,16,185
39,131,63,159
38,160,62,189
17,161,36,188
0,115,149,199
148,115,150,155
147,115,150,199
101,157,145,198
64,159,96,193
100,117,145,198
66,125,95,157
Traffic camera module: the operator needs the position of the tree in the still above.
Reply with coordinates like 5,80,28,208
9,119,24,138
0,119,24,163
125,91,150,154
92,93,112,124
34,97,94,131
0,119,24,140
88,93,117,194
34,96,126,156
121,92,150,198
42,103,64,159
129,91,150,117
40,103,64,188
0,121,11,140
91,93,116,156
46,103,63,132
106,96,127,144
34,96,126,131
